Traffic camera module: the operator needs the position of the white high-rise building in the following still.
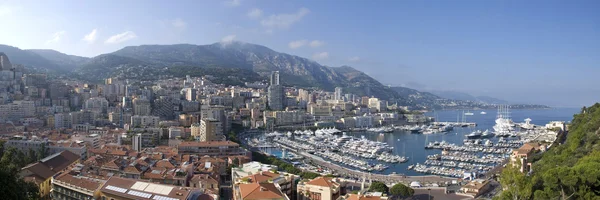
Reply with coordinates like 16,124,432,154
334,87,343,101
132,134,142,151
268,71,285,111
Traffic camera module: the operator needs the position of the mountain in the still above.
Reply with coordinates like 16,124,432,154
430,90,509,104
0,45,65,71
26,49,89,70
77,42,401,100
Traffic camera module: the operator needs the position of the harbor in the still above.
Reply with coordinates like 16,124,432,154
244,108,577,179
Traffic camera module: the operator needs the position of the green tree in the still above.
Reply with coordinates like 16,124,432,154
36,143,46,161
26,148,37,164
369,181,389,193
0,147,41,200
498,163,533,200
390,183,414,199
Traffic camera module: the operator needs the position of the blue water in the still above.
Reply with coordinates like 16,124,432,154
342,108,578,176
264,108,579,176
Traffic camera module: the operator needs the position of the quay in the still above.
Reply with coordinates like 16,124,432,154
432,122,477,127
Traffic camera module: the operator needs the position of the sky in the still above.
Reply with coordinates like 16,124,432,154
0,0,598,107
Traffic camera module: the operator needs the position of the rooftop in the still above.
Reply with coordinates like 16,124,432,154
304,177,340,188
239,182,285,200
179,141,239,147
462,179,490,190
100,176,197,200
54,173,104,192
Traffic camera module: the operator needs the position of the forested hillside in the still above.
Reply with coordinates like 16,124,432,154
497,103,600,199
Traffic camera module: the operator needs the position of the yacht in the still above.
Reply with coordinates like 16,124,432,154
480,111,487,115
481,130,493,138
466,130,482,139
464,111,474,116
409,126,422,133
493,105,515,136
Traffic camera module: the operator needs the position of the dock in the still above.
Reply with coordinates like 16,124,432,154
432,122,477,127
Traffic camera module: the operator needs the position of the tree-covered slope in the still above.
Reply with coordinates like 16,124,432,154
497,103,600,199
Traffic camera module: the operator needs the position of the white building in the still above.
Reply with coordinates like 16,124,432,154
132,133,142,151
0,101,35,120
130,115,160,128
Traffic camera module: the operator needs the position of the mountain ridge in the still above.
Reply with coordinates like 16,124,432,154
0,42,547,109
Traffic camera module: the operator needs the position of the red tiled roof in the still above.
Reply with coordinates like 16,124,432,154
239,183,284,200
306,177,339,188
179,141,239,147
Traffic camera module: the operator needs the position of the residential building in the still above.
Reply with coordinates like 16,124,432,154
131,115,160,128
460,179,491,198
297,177,343,200
133,134,142,152
51,173,104,200
334,87,343,101
83,97,109,113
235,182,288,200
511,143,545,173
194,118,223,141
268,71,285,111
19,151,81,199
98,176,202,200
133,98,152,116
178,141,246,157
0,100,36,120
235,171,298,199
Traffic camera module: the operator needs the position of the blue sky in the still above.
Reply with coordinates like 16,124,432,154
0,0,598,107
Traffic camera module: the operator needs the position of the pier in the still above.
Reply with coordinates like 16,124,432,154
432,122,477,127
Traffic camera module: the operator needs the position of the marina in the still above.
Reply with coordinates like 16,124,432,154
245,108,577,178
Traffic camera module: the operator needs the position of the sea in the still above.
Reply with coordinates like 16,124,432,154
266,108,580,176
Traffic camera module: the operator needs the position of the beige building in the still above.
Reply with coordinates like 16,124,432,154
191,119,223,141
131,115,160,128
132,98,151,116
297,177,343,200
460,179,491,198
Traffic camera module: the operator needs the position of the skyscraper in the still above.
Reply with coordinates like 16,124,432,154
334,87,343,100
132,134,142,152
267,71,285,111
270,71,280,85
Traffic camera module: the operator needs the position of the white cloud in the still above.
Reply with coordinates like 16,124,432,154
225,0,241,6
221,34,236,44
348,56,360,62
261,7,310,29
312,52,329,60
171,18,187,29
104,31,137,44
82,29,98,43
46,31,66,44
247,8,263,19
309,40,324,47
288,40,307,49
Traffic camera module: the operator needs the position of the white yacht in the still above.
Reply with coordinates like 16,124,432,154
493,105,515,136
480,111,487,115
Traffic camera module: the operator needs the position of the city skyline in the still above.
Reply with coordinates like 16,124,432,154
0,0,599,107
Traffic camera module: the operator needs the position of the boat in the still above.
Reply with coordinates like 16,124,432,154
481,130,493,138
464,111,474,116
493,105,515,136
409,126,422,133
407,165,415,170
480,111,487,115
466,130,482,139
